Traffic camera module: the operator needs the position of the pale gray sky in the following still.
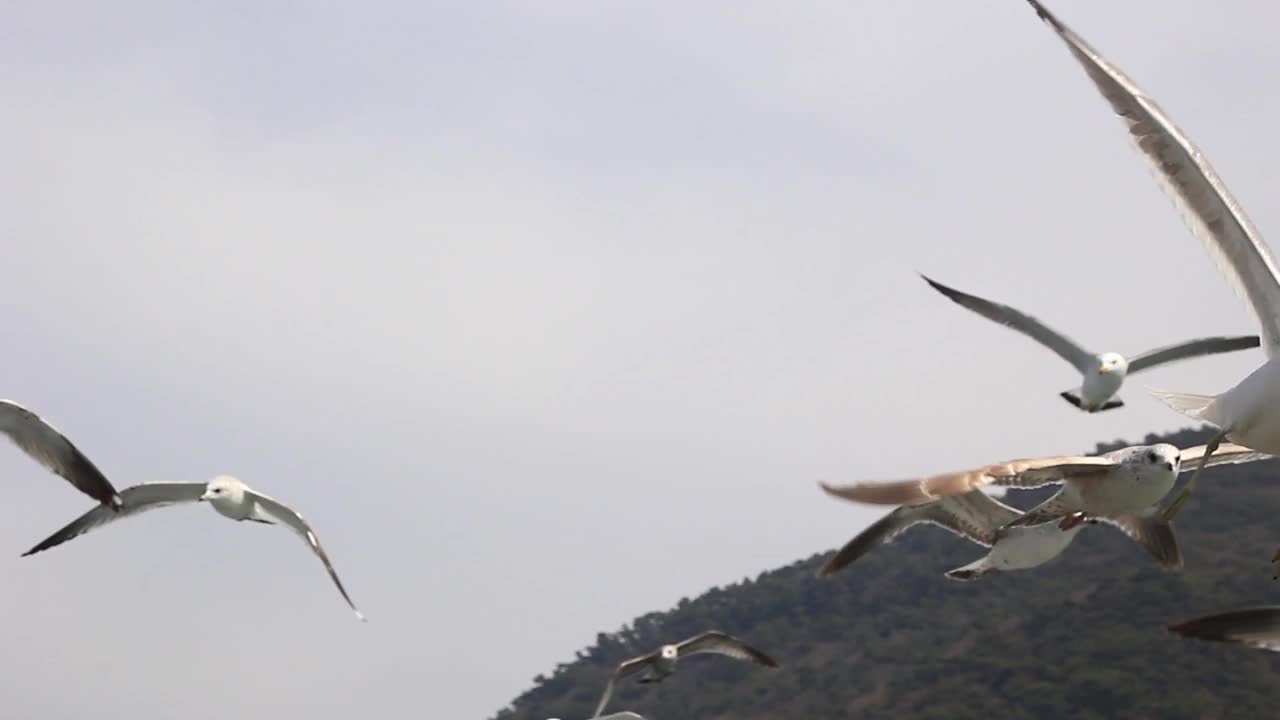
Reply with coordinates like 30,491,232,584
0,1,1276,718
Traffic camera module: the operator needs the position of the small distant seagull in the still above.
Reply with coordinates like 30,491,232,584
1020,1,1280,514
920,275,1259,413
592,630,779,718
23,475,364,621
1168,608,1280,653
0,399,122,509
820,488,1180,580
819,443,1270,529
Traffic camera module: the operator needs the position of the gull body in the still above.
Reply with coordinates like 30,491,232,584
1021,0,1280,509
920,276,1258,413
821,487,1181,580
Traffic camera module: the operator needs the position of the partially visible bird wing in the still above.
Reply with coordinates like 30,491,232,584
1179,443,1273,471
0,399,122,508
248,490,365,621
1168,607,1280,653
674,631,780,668
23,482,205,556
1127,336,1260,374
1098,511,1182,569
1024,0,1280,358
820,456,1116,506
593,654,654,718
820,491,1022,576
920,275,1094,372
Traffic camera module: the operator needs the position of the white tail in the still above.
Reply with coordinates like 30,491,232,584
1148,388,1219,424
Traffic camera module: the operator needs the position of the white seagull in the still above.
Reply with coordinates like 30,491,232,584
592,630,779,718
0,399,122,509
1168,607,1280,653
1022,0,1280,515
922,275,1258,412
820,487,1181,581
23,475,364,621
819,442,1270,530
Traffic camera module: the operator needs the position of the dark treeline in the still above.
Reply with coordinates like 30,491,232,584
492,428,1280,720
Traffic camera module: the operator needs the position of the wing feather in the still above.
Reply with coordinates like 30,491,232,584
1168,607,1280,653
819,456,1116,506
248,490,365,621
1026,0,1280,356
22,482,205,556
921,275,1093,371
674,631,780,668
0,399,122,508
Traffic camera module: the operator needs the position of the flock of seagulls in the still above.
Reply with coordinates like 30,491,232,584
577,2,1280,716
7,2,1280,719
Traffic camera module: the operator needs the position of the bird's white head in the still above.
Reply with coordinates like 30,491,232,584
1115,444,1180,473
199,475,247,505
1096,352,1129,376
659,645,678,660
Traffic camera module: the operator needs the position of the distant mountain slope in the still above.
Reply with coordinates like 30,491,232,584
491,428,1280,720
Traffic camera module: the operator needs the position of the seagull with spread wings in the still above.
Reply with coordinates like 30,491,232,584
820,486,1181,581
23,475,364,621
1021,0,1280,519
592,630,779,718
0,399,122,509
820,442,1271,530
921,275,1258,413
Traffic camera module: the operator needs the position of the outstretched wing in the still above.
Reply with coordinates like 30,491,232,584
1168,607,1280,653
819,456,1115,506
820,492,1021,577
248,490,365,621
0,399,122,508
1127,336,1260,374
1179,443,1273,471
674,631,780,668
1024,0,1280,357
920,275,1093,371
23,482,205,556
1098,511,1182,569
592,654,654,718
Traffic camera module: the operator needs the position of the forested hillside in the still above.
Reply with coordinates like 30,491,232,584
491,428,1280,720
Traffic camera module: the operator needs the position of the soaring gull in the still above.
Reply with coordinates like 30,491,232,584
1022,0,1280,518
820,487,1181,580
921,275,1258,412
1168,608,1280,653
592,630,779,718
0,399,122,509
819,442,1270,529
24,475,364,621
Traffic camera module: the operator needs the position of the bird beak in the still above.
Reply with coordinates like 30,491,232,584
198,493,210,502
1098,367,1111,374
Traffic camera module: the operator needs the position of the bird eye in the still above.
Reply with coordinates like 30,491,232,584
1147,452,1159,463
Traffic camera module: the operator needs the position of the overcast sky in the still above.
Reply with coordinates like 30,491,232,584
1,1,1277,718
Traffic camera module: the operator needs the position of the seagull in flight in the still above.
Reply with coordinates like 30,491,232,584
23,475,364,621
592,630,779,718
0,399,122,509
1021,0,1280,520
921,275,1258,412
819,442,1270,530
820,487,1181,581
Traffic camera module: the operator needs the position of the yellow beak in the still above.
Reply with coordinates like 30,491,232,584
1098,367,1111,374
